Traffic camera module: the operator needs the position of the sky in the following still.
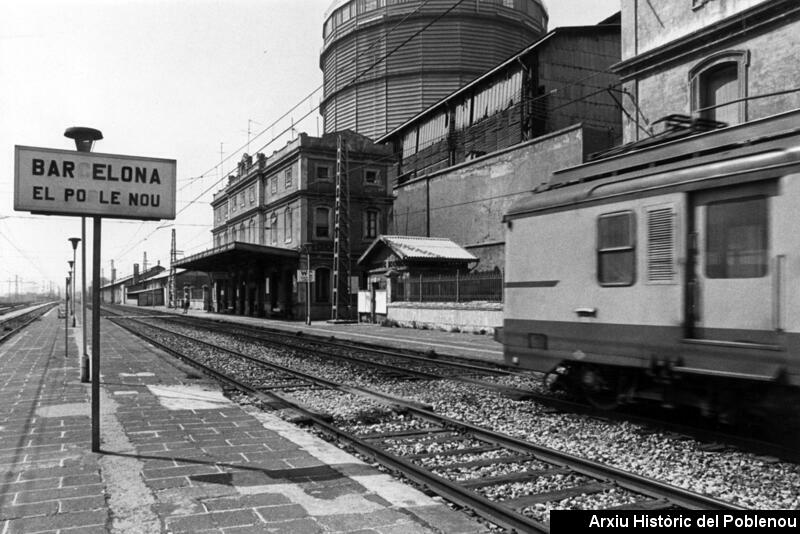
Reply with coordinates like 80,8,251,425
0,0,619,298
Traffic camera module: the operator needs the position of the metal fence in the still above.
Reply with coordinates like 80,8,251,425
392,270,503,303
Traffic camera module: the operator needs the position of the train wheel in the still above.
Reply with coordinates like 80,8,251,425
578,364,621,410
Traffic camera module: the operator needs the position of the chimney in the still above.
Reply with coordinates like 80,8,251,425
133,263,140,284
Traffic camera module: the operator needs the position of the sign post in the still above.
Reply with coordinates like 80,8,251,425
297,264,315,325
15,134,176,453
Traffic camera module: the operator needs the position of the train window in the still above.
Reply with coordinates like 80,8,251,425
706,196,767,278
597,211,636,286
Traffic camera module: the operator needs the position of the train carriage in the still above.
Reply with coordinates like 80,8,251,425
502,110,800,416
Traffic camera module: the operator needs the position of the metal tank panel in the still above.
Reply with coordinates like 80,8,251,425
320,0,548,140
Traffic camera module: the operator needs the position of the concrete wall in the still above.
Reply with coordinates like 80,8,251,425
386,301,503,335
390,125,602,271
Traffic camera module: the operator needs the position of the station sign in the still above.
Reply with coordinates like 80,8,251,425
297,269,316,283
14,145,176,220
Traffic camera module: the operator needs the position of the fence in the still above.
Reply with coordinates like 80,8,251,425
392,271,503,303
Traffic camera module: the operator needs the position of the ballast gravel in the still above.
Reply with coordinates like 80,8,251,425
126,318,800,514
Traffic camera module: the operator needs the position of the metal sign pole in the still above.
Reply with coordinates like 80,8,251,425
91,216,101,452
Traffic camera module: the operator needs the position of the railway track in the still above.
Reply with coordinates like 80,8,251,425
102,305,800,463
108,314,743,531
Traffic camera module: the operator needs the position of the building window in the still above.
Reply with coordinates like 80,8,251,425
364,209,379,239
285,167,293,189
314,267,331,303
316,164,331,181
706,196,767,279
249,186,255,204
239,223,245,242
284,207,293,243
690,50,748,126
364,169,380,185
314,207,331,238
239,191,245,207
270,176,278,195
597,211,636,286
270,213,278,245
249,220,256,243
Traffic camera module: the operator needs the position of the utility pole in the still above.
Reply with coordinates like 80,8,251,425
169,229,177,308
331,135,351,321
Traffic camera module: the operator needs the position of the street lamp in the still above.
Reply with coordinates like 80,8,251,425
67,260,74,320
68,238,80,327
65,274,71,358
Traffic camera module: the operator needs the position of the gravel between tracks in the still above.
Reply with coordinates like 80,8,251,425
130,318,800,512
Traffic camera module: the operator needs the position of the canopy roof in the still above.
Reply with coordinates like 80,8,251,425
173,242,298,272
358,235,476,266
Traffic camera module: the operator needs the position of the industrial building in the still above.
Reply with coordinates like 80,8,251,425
378,19,622,270
320,0,548,140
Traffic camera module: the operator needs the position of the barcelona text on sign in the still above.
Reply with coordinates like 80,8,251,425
14,145,176,220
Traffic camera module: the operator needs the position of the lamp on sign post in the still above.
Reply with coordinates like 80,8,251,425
64,126,104,450
64,128,101,384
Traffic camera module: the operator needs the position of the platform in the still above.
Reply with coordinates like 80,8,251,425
140,304,505,364
0,308,485,533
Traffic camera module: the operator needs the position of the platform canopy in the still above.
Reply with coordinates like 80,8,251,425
358,235,477,271
173,242,299,272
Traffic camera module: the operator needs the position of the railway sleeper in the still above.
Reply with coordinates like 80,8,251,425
460,467,572,489
435,454,538,470
402,445,502,460
358,428,450,440
501,482,614,509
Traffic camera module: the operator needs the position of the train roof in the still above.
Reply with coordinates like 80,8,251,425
505,109,800,220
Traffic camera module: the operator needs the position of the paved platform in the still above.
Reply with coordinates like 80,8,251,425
0,308,486,533
138,305,505,365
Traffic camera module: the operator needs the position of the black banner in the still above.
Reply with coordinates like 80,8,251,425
550,511,800,534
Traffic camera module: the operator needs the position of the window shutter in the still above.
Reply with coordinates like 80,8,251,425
646,207,674,282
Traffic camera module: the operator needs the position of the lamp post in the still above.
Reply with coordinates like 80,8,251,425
64,126,103,451
65,274,71,358
68,238,80,328
68,260,74,320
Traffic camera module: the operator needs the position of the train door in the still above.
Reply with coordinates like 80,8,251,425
687,184,779,345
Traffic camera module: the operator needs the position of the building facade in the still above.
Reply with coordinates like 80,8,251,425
178,131,394,320
320,0,548,140
615,0,800,143
379,21,622,270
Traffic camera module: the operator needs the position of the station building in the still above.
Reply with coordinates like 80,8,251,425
99,264,165,306
174,131,394,320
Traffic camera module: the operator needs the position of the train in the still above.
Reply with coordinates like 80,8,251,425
501,110,800,420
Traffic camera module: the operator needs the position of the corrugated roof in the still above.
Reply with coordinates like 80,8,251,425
359,235,477,265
